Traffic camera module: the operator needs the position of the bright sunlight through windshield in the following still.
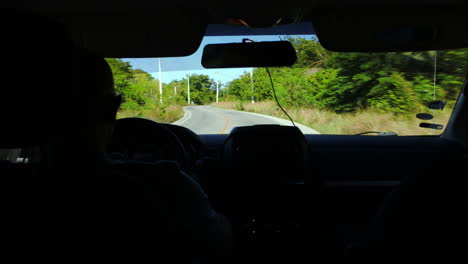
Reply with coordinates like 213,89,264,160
108,26,468,136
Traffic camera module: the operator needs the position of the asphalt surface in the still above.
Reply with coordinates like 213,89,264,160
173,106,319,135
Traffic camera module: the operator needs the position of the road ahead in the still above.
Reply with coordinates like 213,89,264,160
173,106,319,135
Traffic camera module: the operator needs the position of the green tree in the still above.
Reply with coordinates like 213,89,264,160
131,69,159,105
367,72,418,113
226,73,252,101
412,76,445,105
169,74,216,105
186,74,216,105
307,68,355,112
105,58,134,100
209,37,468,115
288,37,331,68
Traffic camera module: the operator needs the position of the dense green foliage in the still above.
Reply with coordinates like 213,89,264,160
105,58,217,120
106,37,467,126
225,38,468,114
168,74,217,105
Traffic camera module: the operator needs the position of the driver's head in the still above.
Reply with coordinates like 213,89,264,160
1,12,120,161
57,51,122,157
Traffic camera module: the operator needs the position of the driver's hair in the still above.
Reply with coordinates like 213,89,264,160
75,51,115,98
47,50,122,158
71,50,121,125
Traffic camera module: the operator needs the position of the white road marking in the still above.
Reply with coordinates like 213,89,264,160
172,107,192,126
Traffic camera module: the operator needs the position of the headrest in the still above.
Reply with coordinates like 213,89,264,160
0,13,75,148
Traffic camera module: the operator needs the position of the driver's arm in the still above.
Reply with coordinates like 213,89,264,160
146,161,233,257
176,169,233,253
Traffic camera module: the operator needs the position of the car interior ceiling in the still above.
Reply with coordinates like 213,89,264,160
2,4,468,264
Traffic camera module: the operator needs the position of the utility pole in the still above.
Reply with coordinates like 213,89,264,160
215,72,220,103
250,68,255,104
174,86,177,96
216,81,220,103
158,58,163,104
187,75,191,104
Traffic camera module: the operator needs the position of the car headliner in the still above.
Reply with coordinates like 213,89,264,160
8,4,468,58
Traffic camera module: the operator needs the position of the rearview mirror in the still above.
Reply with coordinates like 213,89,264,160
202,41,297,69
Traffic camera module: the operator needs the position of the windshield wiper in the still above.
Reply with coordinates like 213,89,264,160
355,131,398,136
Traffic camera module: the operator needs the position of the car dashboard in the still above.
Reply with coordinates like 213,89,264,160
152,123,462,262
107,120,464,263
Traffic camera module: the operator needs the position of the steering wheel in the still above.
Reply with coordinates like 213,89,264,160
108,118,188,169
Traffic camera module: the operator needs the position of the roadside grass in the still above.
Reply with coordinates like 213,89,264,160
117,103,185,124
211,101,452,135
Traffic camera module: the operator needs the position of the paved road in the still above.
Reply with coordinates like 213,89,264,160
173,106,319,135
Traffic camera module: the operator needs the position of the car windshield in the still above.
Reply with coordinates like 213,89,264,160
108,23,468,135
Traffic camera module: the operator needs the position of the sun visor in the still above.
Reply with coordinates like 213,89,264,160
313,9,468,52
65,11,207,58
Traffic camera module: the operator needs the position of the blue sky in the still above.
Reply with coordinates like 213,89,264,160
123,34,315,85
